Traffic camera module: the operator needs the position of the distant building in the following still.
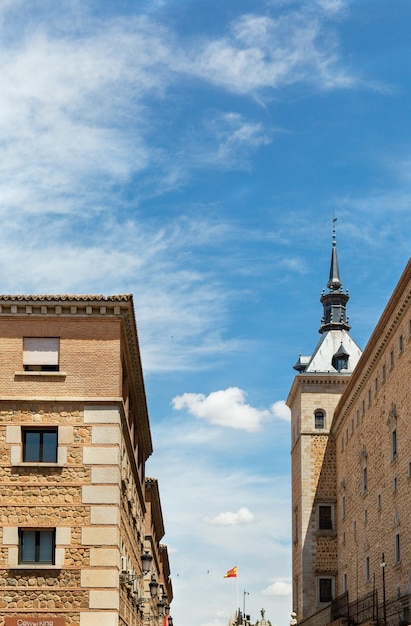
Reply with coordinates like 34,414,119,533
0,295,172,626
288,230,411,626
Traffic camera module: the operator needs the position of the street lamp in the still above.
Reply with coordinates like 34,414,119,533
142,551,153,575
149,575,159,598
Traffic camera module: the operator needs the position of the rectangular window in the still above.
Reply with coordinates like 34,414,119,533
363,466,368,493
365,556,370,582
395,533,401,564
382,364,386,382
318,577,333,603
19,529,55,564
392,428,397,460
23,337,60,372
23,429,58,463
399,335,403,354
341,495,346,519
374,377,378,394
390,350,394,368
318,505,333,530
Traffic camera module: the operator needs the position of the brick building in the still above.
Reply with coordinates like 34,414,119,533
0,295,172,626
288,231,411,626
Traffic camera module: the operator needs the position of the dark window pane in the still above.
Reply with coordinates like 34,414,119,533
39,531,54,563
319,578,332,602
21,530,36,562
319,506,333,530
315,411,325,429
24,432,41,462
42,431,58,462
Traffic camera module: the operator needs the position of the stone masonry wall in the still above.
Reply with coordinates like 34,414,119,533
336,292,411,609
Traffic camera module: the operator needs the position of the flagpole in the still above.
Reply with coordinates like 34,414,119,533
236,569,239,619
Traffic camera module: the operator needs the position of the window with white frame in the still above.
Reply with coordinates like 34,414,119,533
23,337,60,372
19,529,55,564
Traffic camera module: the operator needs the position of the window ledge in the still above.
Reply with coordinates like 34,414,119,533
15,371,67,377
9,564,61,570
13,462,63,468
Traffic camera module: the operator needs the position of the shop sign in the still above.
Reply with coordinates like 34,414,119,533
6,617,65,626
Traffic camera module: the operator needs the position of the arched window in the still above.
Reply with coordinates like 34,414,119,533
314,410,325,430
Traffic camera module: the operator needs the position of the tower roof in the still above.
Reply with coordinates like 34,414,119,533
293,220,362,373
319,220,350,334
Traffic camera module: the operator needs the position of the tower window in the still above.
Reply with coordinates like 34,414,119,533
318,504,333,530
314,410,325,430
318,577,333,603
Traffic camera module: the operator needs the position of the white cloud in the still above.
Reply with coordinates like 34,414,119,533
172,387,272,432
262,580,293,597
205,507,255,526
272,400,291,422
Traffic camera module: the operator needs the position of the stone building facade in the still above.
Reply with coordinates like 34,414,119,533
289,237,411,626
0,295,172,626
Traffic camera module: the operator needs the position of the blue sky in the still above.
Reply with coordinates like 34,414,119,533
2,1,411,625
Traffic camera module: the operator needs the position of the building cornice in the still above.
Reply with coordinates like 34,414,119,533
287,372,351,408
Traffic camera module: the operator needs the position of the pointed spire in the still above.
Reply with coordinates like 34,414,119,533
319,218,350,334
327,218,342,291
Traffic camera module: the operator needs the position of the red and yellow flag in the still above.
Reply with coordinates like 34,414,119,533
224,565,238,578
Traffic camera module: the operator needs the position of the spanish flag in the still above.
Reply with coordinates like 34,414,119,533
224,565,238,578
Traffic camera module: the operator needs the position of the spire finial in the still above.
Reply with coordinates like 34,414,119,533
332,216,337,248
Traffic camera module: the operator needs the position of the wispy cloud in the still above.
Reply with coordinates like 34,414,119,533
182,10,356,94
